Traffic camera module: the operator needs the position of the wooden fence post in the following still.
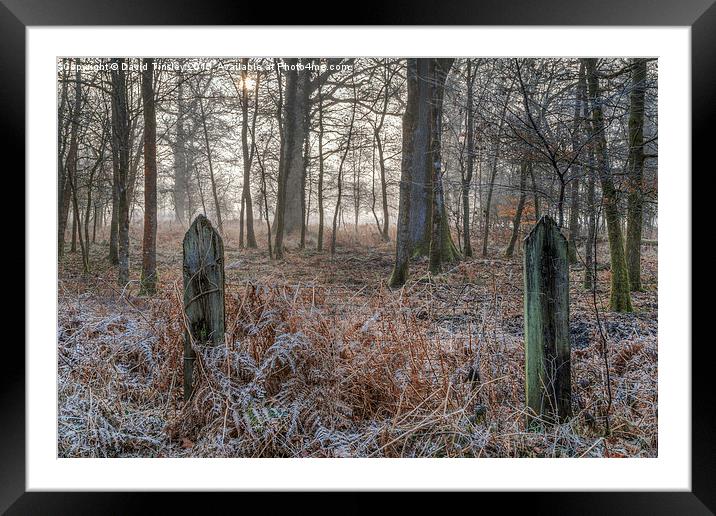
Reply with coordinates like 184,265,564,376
183,215,225,401
523,215,571,425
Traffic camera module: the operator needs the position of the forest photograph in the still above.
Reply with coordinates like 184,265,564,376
57,56,658,459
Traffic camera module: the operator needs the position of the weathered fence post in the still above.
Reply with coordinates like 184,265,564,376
523,215,571,425
183,215,225,401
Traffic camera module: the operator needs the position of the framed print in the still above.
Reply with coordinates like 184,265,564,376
5,0,712,512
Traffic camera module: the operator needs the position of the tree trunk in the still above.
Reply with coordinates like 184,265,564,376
583,146,597,290
568,64,587,263
406,59,433,256
505,162,529,258
140,58,158,295
376,131,390,242
567,179,580,263
625,58,647,291
353,147,360,234
70,207,78,253
57,59,72,259
81,134,106,271
301,115,310,248
63,60,83,259
112,60,131,285
194,164,207,216
405,59,458,262
482,157,497,257
482,81,511,256
389,59,418,287
254,140,273,259
273,61,297,259
428,58,455,274
316,80,326,251
374,60,393,242
173,76,188,225
111,59,131,286
198,94,224,236
390,58,459,286
370,134,382,235
126,120,143,223
109,162,119,264
92,202,99,244
240,58,258,248
239,193,245,248
68,164,89,272
83,170,94,261
331,78,357,256
462,59,476,258
530,164,540,221
280,60,310,237
583,58,632,312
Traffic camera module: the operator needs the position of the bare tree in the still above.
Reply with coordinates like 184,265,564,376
330,77,357,256
140,58,158,294
583,58,632,312
625,58,647,291
110,58,131,285
197,82,224,236
239,58,258,248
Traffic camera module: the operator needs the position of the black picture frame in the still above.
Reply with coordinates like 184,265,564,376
5,0,710,512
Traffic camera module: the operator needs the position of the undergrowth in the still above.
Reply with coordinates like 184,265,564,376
58,223,657,458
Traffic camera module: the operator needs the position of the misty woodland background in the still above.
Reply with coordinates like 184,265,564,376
57,57,657,458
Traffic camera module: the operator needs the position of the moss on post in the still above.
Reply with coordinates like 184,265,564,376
182,215,225,401
524,215,571,426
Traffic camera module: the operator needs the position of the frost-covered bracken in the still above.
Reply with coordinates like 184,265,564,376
58,232,657,458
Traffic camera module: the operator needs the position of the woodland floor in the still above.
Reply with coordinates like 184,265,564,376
57,221,658,458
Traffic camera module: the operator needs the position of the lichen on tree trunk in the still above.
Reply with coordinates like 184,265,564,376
583,58,632,312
